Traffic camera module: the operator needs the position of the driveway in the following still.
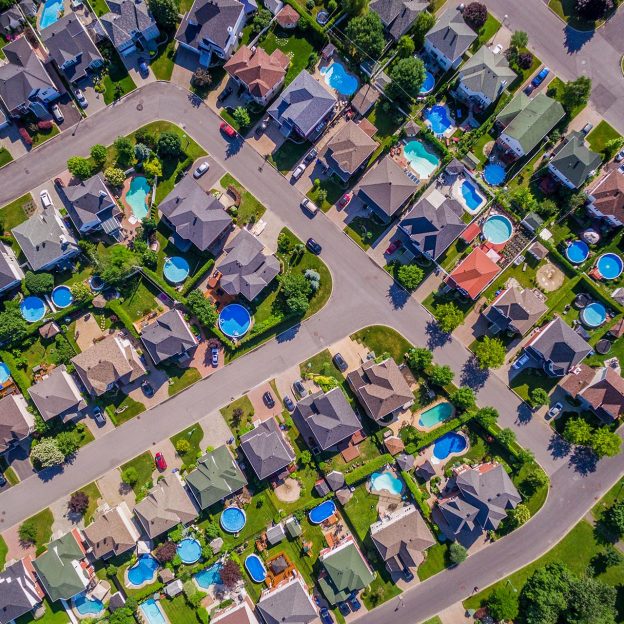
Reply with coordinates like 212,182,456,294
79,76,108,115
5,441,34,481
247,382,282,420
120,50,156,87
170,46,197,90
0,124,28,160
327,337,368,374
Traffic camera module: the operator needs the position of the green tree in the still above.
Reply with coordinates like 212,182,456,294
591,428,621,458
561,76,592,113
345,0,367,15
487,586,519,622
23,271,54,295
157,131,182,158
538,198,558,218
605,501,624,537
563,417,593,446
529,387,550,408
396,263,424,290
233,107,251,128
436,302,464,333
450,386,476,411
187,290,218,327
175,439,191,454
90,144,107,167
428,364,454,387
475,406,499,428
99,246,137,285
498,427,516,447
18,521,39,545
104,167,125,187
386,56,426,102
0,304,28,343
55,430,80,457
345,13,385,61
523,466,548,493
405,347,433,372
603,137,624,159
566,575,617,624
519,562,572,624
67,156,93,180
508,503,531,528
31,438,65,468
252,7,271,32
473,336,506,369
510,30,529,49
148,0,179,29
114,135,134,166
71,282,92,303
109,608,136,624
280,272,312,316
121,466,139,485
412,10,435,48
134,143,151,162
397,35,415,58
299,450,312,466
144,158,162,179
510,186,538,214
449,542,467,565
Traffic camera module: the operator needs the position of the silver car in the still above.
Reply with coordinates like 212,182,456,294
51,104,64,124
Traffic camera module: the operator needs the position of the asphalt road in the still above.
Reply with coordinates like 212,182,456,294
0,83,622,622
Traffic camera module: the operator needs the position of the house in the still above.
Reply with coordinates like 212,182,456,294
159,175,232,252
100,0,160,57
141,309,198,365
256,576,317,624
524,316,592,377
11,207,80,272
211,596,259,624
318,538,375,605
496,93,565,159
0,557,45,624
82,503,141,560
0,394,34,455
63,174,121,236
483,285,547,336
447,247,500,300
186,445,247,510
291,388,362,453
134,475,198,539
586,168,624,227
456,46,516,107
356,154,418,222
28,364,86,423
239,418,295,480
176,0,247,67
0,6,25,35
347,358,414,422
398,188,466,261
215,229,280,301
267,70,336,141
71,334,146,396
321,121,377,183
274,4,299,29
547,132,602,189
370,504,435,574
224,45,289,106
561,363,624,423
351,84,380,117
0,240,24,294
437,463,521,543
41,15,104,84
266,523,286,545
33,529,92,602
424,7,476,71
369,0,428,40
263,0,283,15
0,37,59,119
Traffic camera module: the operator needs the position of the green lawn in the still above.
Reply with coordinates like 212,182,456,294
418,542,449,580
0,193,33,232
269,139,311,173
469,14,501,53
345,215,388,250
31,123,60,147
341,485,379,541
220,173,266,225
587,120,622,156
547,77,585,120
120,452,154,498
72,482,101,524
260,27,315,86
547,0,610,30
0,534,7,570
423,618,443,624
120,278,161,322
0,147,13,168
306,176,345,213
220,395,255,439
367,100,404,139
100,392,146,426
151,38,176,81
592,477,624,521
160,363,202,397
87,0,110,16
170,424,204,466
99,42,137,105
510,368,559,402
508,52,542,93
160,595,203,624
21,508,54,553
351,325,412,364
300,349,345,381
15,598,69,624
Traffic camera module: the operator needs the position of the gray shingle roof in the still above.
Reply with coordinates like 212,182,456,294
0,558,43,624
63,174,118,231
100,0,159,49
425,8,476,64
0,395,32,455
369,0,428,39
458,45,516,102
239,418,295,480
28,365,86,423
0,7,24,33
484,285,547,336
0,241,24,292
256,577,317,624
549,131,602,189
176,0,244,52
141,309,197,365
323,121,378,178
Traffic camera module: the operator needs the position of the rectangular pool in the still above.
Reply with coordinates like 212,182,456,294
139,599,166,624
40,0,63,28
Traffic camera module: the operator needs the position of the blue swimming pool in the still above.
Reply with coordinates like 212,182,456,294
125,176,150,221
596,253,623,280
424,105,453,135
320,62,359,96
309,499,337,524
20,296,46,323
482,215,513,245
163,256,190,284
177,538,202,564
139,599,166,624
566,240,590,264
194,563,222,589
220,506,246,533
51,285,73,309
127,555,158,586
370,471,403,495
461,180,484,213
73,594,104,616
403,140,440,178
432,432,467,460
218,304,251,339
40,0,63,28
245,554,267,583
0,362,11,384
484,163,506,186
420,71,435,94
581,302,607,328
419,402,453,429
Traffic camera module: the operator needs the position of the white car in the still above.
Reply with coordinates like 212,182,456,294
616,149,624,162
291,164,305,181
50,104,64,124
39,189,53,208
546,402,563,420
193,161,209,178
301,198,319,216
74,88,88,108
492,43,503,54
512,353,530,370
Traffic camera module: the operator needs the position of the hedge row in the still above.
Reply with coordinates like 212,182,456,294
404,411,474,455
0,350,31,396
180,258,215,296
401,470,431,519
344,453,394,486
282,0,328,46
106,299,140,340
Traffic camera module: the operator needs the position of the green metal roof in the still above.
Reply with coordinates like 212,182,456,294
549,131,602,188
319,542,375,604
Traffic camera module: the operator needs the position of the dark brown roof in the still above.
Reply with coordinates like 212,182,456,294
588,168,624,222
275,4,299,26
581,367,624,421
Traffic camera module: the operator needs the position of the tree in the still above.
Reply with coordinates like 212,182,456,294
487,586,519,622
204,520,220,539
396,263,424,290
449,542,467,565
105,166,125,187
605,501,624,537
450,386,476,411
71,282,92,303
413,10,435,48
529,387,549,408
0,305,28,344
307,52,319,71
518,51,534,69
510,30,529,49
187,290,218,327
566,575,617,624
345,13,385,61
154,541,177,563
252,7,271,32
191,67,212,89
508,503,531,528
523,466,548,492
397,35,415,58
67,156,93,179
121,466,138,485
68,491,90,515
563,417,593,446
280,272,312,316
19,521,39,545
538,198,558,218
463,2,488,28
109,608,137,624
299,450,312,466
148,0,179,29
114,135,134,167
30,438,65,468
519,562,572,624
24,271,54,295
498,427,516,447
436,302,464,334
428,364,454,387
405,347,433,372
591,428,621,458
575,0,614,19
603,137,624,159
175,439,191,454
561,76,592,113
233,107,251,128
475,406,499,429
345,0,367,15
386,56,426,102
99,246,137,285
90,144,107,167
56,430,80,457
157,131,182,158
134,143,151,162
510,187,538,214
473,336,505,369
144,158,163,179
220,559,242,589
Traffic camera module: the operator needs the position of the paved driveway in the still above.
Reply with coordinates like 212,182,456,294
248,382,282,420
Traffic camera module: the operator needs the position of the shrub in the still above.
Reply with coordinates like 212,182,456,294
19,127,33,145
518,51,534,69
232,107,251,128
463,2,487,28
37,120,53,131
345,454,394,485
529,387,549,408
68,491,89,515
191,67,212,89
19,521,38,545
220,559,243,589
105,167,125,187
157,131,182,158
24,271,54,295
31,438,65,468
176,439,191,454
121,466,139,485
91,144,108,167
449,542,467,565
154,541,177,563
67,156,93,179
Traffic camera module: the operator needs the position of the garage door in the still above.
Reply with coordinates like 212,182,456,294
122,44,137,56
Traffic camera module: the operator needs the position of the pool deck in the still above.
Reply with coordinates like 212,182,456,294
413,399,456,433
450,175,487,216
120,173,152,244
37,0,69,31
314,55,359,101
429,431,470,466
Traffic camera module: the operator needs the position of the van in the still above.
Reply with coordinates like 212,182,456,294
300,198,319,216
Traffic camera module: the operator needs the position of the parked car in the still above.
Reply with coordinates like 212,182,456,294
217,86,233,102
347,593,361,611
301,198,319,216
138,59,149,78
338,193,352,209
211,347,219,367
74,88,88,108
92,405,106,426
304,148,318,164
491,43,503,54
155,452,167,471
54,177,64,188
283,395,295,412
319,608,334,624
403,568,414,582
306,238,322,254
616,149,624,162
531,67,550,88
193,161,210,178
337,602,351,617
292,164,305,181
512,353,530,370
220,122,236,138
142,380,155,397
547,402,563,420
333,352,348,372
263,391,275,408
523,83,535,95
0,472,7,487
40,189,53,208
385,239,403,255
581,122,593,136
293,379,306,397
50,104,64,124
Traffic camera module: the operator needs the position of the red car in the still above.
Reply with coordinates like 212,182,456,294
155,452,167,471
220,122,236,138
338,193,352,208
385,239,403,255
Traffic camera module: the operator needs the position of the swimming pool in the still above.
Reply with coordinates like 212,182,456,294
220,506,246,533
245,554,267,583
20,296,46,323
139,599,166,624
51,285,73,309
40,0,63,28
125,176,150,221
432,432,467,460
218,304,251,338
194,563,222,589
418,402,453,429
566,240,590,264
460,180,484,213
308,500,337,524
596,253,623,280
89,275,104,291
483,163,506,186
403,140,440,178
127,555,158,586
424,105,453,135
581,302,607,328
482,215,513,245
420,71,435,94
320,62,359,96
370,471,403,495
163,256,190,284
177,538,202,564
73,594,105,616
0,362,11,384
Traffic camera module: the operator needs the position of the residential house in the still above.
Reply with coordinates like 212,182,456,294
370,504,435,574
0,37,59,119
82,503,141,560
437,462,521,544
321,121,377,183
456,46,516,107
71,334,146,396
561,363,624,423
33,529,93,602
274,5,299,29
0,394,33,455
42,15,104,84
547,131,602,189
211,596,260,624
100,0,160,57
267,70,337,141
291,388,362,453
318,538,375,605
347,358,414,423
186,445,247,510
223,45,290,106
398,188,466,261
0,557,45,624
63,174,121,236
496,92,565,159
369,0,428,40
11,207,80,272
586,168,624,227
483,285,548,336
263,0,283,15
424,8,476,71
134,474,199,539
256,576,317,624
0,240,24,294
524,316,592,377
351,83,380,117
215,229,280,301
176,0,247,67
447,247,500,300
356,154,418,222
0,6,25,35
28,364,87,423
239,417,295,480
141,309,198,365
159,174,232,252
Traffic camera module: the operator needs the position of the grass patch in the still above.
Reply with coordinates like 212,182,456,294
510,368,559,402
587,120,622,156
508,52,542,93
120,452,154,497
21,508,54,553
306,176,345,212
220,173,266,225
341,484,379,541
260,27,315,86
0,534,7,570
418,543,449,580
547,0,609,30
0,147,13,168
351,325,411,364
592,477,624,522
469,14,501,52
0,193,33,232
86,0,110,16
161,363,202,396
367,100,404,139
269,139,311,173
547,77,584,120
220,395,255,440
160,595,203,624
345,215,388,250
31,124,60,147
72,481,101,524
151,38,176,81
120,278,161,322
15,598,69,624
170,424,204,466
98,41,137,105
100,392,146,426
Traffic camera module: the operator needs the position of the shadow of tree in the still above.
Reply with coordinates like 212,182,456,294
426,320,451,350
563,24,595,53
568,445,598,475
387,282,409,310
460,356,490,389
516,402,534,425
548,431,572,459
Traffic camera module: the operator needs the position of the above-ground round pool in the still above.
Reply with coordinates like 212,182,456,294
51,285,74,309
460,180,485,213
218,304,251,338
418,402,453,429
320,62,359,96
403,140,440,178
370,471,403,495
420,71,435,94
566,240,590,264
432,432,467,461
177,538,202,564
424,105,454,135
483,162,506,186
245,554,267,583
194,563,222,589
20,296,46,323
163,256,190,284
73,594,105,616
482,215,513,245
220,506,246,533
309,499,337,524
580,302,607,328
127,555,159,586
596,253,624,280
125,176,151,221
0,362,11,384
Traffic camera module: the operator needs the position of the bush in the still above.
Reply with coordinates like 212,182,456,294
191,68,212,89
345,454,394,485
19,127,33,145
67,156,93,179
449,542,467,565
31,438,65,468
121,466,139,485
463,2,488,28
157,131,182,158
396,264,424,290
252,7,271,32
232,107,251,128
91,144,108,167
187,290,218,327
487,586,519,622
518,51,534,69
105,167,126,187
575,0,614,19
176,439,191,454
37,120,53,131
24,271,54,295
220,559,243,589
114,135,134,167
19,521,38,545
68,491,89,515
154,541,177,563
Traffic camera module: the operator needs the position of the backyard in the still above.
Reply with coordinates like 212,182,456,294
259,27,316,86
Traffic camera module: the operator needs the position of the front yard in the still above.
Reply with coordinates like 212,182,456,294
351,325,411,364
345,215,389,250
97,41,137,105
587,120,622,156
220,173,266,225
119,451,154,499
